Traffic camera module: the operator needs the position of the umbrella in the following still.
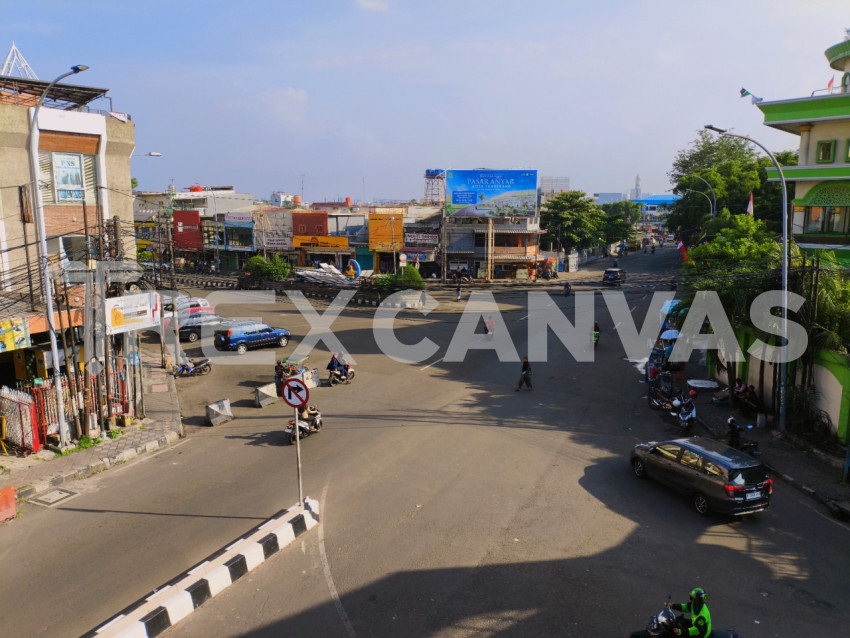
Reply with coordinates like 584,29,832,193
660,329,680,340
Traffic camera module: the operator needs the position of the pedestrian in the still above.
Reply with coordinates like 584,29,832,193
485,316,495,335
515,356,533,391
456,284,462,302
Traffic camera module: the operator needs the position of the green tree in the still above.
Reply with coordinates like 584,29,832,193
666,130,796,243
242,254,290,281
540,191,607,253
600,201,640,245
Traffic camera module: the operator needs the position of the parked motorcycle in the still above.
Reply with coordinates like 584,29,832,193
669,392,696,431
727,417,761,457
328,361,356,386
648,385,674,411
630,601,743,638
284,406,322,445
175,358,211,377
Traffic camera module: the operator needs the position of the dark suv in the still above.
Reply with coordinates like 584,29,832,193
630,436,772,516
602,268,626,286
213,321,290,354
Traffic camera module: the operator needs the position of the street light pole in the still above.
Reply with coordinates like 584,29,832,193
684,188,713,217
705,125,788,433
692,175,717,221
28,64,89,448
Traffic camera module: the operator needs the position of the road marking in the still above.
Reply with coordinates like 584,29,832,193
319,480,357,637
420,356,445,370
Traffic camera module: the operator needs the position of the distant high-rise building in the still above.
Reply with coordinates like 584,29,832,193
629,175,642,200
540,175,570,194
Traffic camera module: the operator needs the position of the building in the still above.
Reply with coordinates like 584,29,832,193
758,35,850,251
0,61,135,367
594,192,627,206
631,194,681,228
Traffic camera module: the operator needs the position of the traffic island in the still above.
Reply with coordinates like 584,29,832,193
85,498,320,638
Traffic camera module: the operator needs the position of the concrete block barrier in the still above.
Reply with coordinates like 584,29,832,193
85,498,320,638
254,383,280,408
205,399,233,426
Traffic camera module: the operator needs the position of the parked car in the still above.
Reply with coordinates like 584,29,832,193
178,314,235,342
176,298,212,315
630,436,772,516
214,321,290,354
602,268,626,286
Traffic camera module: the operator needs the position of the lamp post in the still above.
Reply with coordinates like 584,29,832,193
132,152,162,157
684,188,713,217
705,124,788,433
692,175,717,221
28,64,89,448
390,216,397,274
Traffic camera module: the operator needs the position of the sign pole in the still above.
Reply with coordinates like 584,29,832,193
294,402,302,507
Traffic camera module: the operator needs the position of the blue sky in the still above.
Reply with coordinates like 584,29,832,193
4,1,850,203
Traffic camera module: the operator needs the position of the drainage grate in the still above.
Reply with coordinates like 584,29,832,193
29,489,78,507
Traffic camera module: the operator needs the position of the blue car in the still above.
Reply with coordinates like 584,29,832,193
213,321,290,354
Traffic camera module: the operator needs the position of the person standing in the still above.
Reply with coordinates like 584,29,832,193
456,283,462,302
516,356,533,391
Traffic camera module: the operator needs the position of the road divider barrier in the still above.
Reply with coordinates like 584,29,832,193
205,399,233,426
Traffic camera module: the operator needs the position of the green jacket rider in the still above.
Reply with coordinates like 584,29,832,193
669,587,711,637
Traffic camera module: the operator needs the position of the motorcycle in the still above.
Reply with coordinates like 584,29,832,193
630,601,743,638
175,358,211,377
727,417,761,457
669,392,696,431
648,385,674,410
328,361,356,386
284,406,322,445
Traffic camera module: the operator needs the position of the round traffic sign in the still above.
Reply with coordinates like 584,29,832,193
281,378,309,408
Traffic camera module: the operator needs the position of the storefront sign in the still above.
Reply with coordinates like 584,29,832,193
0,318,30,352
224,212,254,227
404,232,438,244
293,235,349,249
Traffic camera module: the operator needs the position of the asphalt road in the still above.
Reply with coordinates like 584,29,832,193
2,248,848,637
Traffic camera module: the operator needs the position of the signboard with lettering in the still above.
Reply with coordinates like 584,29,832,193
446,169,538,218
292,235,349,249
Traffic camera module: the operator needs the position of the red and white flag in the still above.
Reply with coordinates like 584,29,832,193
828,76,835,91
746,192,754,216
677,238,687,260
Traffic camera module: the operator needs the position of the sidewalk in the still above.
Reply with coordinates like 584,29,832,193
0,352,183,501
687,374,850,521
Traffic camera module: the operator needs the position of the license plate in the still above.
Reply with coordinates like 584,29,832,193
745,491,761,500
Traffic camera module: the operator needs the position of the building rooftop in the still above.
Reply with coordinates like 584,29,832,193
0,74,108,109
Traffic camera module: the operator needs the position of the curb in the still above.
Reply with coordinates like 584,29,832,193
85,497,320,638
15,430,181,501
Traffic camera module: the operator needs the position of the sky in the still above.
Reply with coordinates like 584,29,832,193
4,1,850,203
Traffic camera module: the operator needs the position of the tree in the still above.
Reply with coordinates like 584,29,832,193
600,201,640,245
539,191,607,253
242,254,290,281
666,130,796,243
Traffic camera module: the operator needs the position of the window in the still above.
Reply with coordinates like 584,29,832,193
816,140,836,163
845,139,850,162
298,224,306,233
655,444,681,461
804,207,824,233
680,449,702,470
38,151,98,204
704,461,723,477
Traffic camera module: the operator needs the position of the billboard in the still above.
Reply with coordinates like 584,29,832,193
173,210,203,249
368,214,403,251
106,292,161,335
445,170,538,217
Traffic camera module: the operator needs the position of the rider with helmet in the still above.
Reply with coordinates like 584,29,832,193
668,587,711,637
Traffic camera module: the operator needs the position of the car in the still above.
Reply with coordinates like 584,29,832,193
178,314,235,342
630,436,772,516
602,268,626,286
213,321,290,354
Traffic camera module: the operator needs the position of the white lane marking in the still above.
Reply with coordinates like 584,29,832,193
630,305,637,313
319,481,357,637
420,357,445,370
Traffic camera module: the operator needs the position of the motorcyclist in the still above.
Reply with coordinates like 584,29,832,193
327,353,347,380
668,587,711,637
563,281,572,296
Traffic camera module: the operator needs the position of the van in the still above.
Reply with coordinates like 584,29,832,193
630,436,772,516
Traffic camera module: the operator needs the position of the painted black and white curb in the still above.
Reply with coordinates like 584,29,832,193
85,497,320,638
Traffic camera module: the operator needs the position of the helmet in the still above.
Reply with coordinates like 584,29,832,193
689,390,698,398
690,587,707,611
672,399,681,408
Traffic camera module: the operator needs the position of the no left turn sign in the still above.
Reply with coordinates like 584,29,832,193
281,378,309,408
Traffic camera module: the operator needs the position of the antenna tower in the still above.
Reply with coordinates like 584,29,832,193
423,169,445,204
1,42,38,79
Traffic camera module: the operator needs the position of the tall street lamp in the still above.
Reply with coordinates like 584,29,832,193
684,188,713,217
692,175,717,221
132,152,162,157
705,124,788,433
28,64,89,448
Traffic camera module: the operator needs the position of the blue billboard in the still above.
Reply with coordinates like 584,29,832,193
445,169,538,217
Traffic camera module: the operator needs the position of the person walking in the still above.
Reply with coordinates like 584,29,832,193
456,283,462,302
485,316,495,335
515,356,533,391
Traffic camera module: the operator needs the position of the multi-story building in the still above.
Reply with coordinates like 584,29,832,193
0,65,135,379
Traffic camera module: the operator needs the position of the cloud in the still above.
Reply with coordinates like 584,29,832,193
355,0,389,11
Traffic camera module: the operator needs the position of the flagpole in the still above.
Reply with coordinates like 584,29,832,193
704,125,788,434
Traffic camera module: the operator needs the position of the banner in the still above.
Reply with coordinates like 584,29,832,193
0,318,30,352
106,292,161,335
446,169,538,217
